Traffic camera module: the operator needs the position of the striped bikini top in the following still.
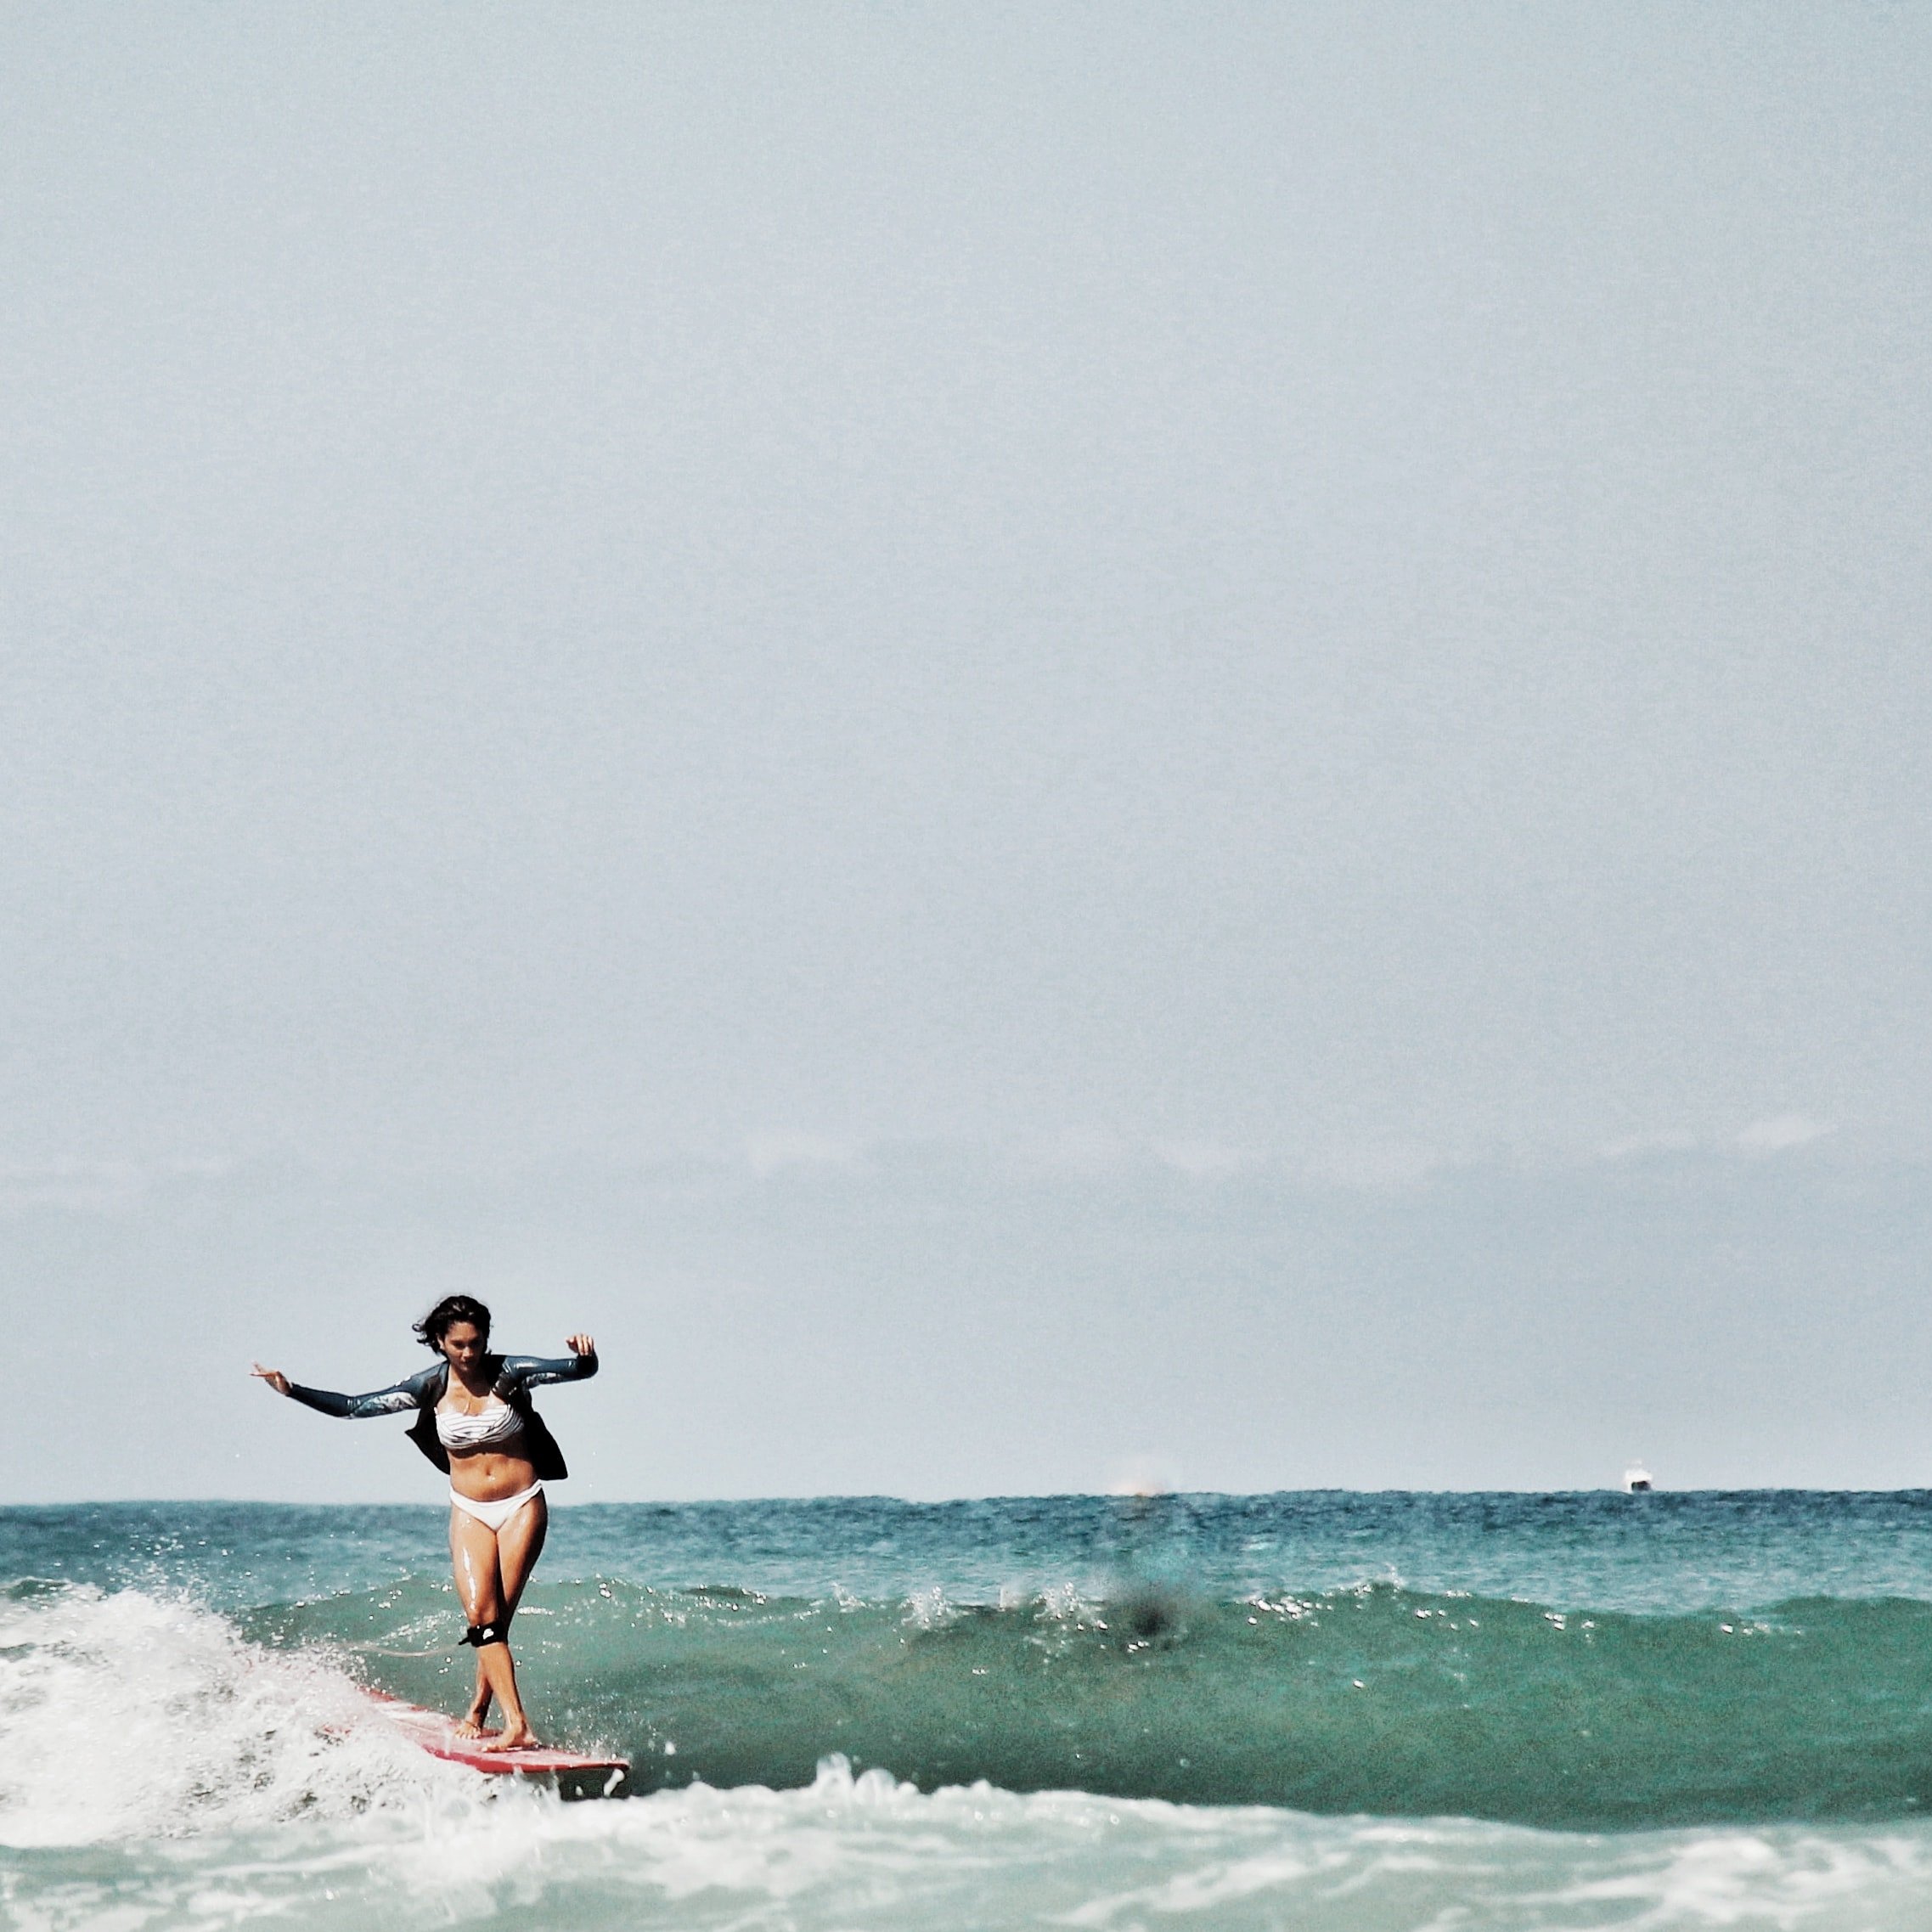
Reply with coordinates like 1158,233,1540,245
435,1399,523,1450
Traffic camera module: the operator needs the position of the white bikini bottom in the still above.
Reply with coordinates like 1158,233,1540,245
448,1479,544,1531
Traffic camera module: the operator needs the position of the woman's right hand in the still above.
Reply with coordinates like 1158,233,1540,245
251,1363,291,1395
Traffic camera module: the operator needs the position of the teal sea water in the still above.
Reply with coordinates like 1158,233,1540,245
8,1492,1932,1929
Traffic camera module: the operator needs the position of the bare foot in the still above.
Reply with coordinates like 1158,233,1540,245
452,1688,493,1738
478,1724,540,1752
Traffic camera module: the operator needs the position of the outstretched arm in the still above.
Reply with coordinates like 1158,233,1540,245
500,1333,599,1390
251,1362,434,1417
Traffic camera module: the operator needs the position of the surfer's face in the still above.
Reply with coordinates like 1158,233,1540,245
438,1321,487,1372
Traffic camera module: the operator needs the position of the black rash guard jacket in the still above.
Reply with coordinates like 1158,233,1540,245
285,1350,597,1479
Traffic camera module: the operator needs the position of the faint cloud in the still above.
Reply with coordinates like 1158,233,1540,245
1598,1129,1700,1160
0,1161,149,1214
163,1155,234,1179
1150,1140,1262,1180
1737,1114,1836,1153
1597,1120,1839,1162
1307,1142,1447,1190
743,1133,859,1177
1039,1129,1133,1176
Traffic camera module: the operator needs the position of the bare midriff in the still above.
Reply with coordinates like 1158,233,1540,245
444,1431,538,1502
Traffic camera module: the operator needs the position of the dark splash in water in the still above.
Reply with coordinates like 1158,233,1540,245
11,1490,1932,1828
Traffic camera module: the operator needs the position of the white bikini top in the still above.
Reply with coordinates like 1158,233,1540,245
436,1399,523,1450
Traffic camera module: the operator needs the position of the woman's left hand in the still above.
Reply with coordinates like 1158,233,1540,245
566,1332,596,1357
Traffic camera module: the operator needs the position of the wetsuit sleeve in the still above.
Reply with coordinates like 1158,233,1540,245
498,1349,598,1391
284,1366,434,1418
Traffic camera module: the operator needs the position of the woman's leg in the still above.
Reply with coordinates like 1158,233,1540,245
448,1506,527,1742
476,1493,548,1750
451,1495,552,1732
457,1649,493,1737
498,1490,549,1616
450,1502,493,1735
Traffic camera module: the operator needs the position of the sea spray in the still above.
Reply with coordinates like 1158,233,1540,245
0,1581,451,1845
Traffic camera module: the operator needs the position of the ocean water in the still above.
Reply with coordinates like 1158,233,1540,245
8,1492,1932,1929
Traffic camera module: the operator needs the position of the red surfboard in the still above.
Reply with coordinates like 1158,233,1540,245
365,1691,630,1799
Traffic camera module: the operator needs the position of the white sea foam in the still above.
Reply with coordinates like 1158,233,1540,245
7,1586,1932,1931
13,1753,1932,1932
0,1584,462,1846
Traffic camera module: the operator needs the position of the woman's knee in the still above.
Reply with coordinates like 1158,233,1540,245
461,1613,513,1649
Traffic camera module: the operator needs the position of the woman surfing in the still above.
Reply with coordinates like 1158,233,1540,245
252,1294,597,1750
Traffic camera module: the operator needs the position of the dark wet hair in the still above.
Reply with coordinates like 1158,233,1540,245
414,1294,493,1350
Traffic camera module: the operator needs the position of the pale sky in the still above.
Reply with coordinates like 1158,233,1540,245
4,4,1930,1501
